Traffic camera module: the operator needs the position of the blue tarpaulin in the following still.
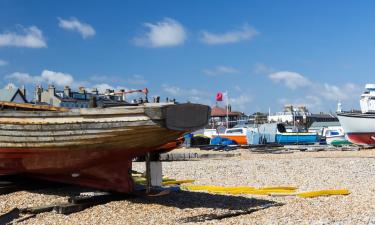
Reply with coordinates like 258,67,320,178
210,136,237,145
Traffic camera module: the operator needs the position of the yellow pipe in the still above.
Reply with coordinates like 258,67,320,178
297,189,350,198
162,180,195,185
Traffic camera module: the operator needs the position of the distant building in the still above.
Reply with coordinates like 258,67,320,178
248,112,268,124
268,104,338,129
209,105,244,128
0,85,27,103
268,105,310,123
34,85,124,108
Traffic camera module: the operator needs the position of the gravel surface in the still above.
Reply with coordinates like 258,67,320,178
2,148,375,224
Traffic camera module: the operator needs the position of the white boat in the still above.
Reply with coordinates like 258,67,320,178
322,126,346,145
337,84,375,146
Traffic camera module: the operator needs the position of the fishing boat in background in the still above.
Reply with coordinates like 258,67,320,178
247,123,320,145
0,101,210,193
214,127,248,145
337,84,375,146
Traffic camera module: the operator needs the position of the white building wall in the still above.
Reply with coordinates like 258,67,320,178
268,114,294,123
12,93,26,103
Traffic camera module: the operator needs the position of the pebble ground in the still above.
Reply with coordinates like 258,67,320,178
2,148,375,224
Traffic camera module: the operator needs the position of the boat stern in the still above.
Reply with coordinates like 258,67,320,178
164,103,211,132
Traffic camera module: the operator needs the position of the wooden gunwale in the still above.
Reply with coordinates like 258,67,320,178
0,120,163,131
0,126,171,143
0,125,182,148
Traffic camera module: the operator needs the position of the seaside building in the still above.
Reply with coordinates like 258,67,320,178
0,85,27,103
33,85,124,108
209,105,244,128
248,112,268,124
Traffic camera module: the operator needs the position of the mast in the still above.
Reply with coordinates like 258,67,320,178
226,91,229,129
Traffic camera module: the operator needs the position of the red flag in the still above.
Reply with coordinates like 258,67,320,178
216,92,223,101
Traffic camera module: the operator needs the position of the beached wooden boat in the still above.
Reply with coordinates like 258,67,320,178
0,102,210,192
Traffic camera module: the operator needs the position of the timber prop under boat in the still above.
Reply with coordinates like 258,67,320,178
0,102,210,192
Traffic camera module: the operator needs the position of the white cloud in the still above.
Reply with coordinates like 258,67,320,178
162,84,182,96
200,24,258,45
269,71,311,90
0,59,8,66
134,18,187,47
6,70,74,87
93,83,115,93
90,74,148,86
5,72,44,84
126,74,148,85
253,63,274,75
0,26,47,48
203,65,239,76
278,95,323,111
40,70,74,86
58,17,95,39
316,83,361,101
161,84,254,112
229,94,253,111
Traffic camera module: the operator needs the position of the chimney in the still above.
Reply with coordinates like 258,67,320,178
64,86,71,98
35,85,43,103
48,84,56,96
92,88,99,95
78,86,85,94
20,85,26,99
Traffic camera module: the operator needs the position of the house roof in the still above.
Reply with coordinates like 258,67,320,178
211,106,242,117
0,88,26,102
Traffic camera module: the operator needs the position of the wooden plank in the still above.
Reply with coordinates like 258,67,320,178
0,120,158,131
0,101,69,112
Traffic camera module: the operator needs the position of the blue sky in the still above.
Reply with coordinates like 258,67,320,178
0,0,373,113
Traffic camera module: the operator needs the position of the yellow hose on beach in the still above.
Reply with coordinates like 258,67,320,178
162,180,195,185
182,185,349,198
297,189,350,198
182,185,297,195
132,171,350,198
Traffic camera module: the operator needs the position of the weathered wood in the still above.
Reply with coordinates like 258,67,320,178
0,101,69,112
0,126,180,149
166,103,211,131
0,120,158,131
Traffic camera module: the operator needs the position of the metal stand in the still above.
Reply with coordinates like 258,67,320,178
145,153,151,194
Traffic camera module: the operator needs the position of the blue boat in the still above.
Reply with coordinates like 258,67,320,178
247,123,320,145
275,132,320,144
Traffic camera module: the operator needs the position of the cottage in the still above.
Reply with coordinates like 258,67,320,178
210,105,243,128
0,85,27,103
34,85,124,108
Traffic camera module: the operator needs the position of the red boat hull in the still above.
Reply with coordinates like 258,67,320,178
0,139,183,193
346,133,375,146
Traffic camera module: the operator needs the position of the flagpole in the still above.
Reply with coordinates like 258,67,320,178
226,91,229,129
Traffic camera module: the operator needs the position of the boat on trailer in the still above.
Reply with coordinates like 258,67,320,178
337,84,375,146
0,101,210,192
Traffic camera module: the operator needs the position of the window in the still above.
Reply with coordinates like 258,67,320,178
226,129,243,134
